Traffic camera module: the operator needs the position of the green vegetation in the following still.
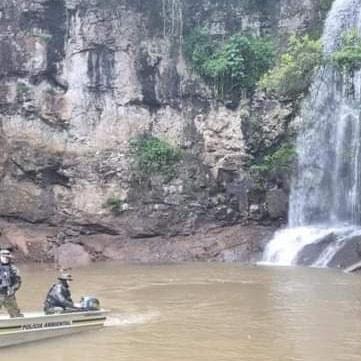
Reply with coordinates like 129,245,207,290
16,82,31,98
184,28,275,96
332,29,361,72
103,196,125,216
260,35,323,98
184,19,361,101
250,144,296,177
129,135,182,180
183,28,214,75
260,29,361,98
185,26,361,100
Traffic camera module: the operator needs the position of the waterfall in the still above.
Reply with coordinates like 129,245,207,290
161,0,184,98
263,0,361,267
161,0,183,41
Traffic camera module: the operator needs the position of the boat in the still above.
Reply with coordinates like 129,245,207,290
0,303,108,348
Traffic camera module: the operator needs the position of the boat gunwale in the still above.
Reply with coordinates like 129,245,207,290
0,309,109,320
0,309,109,330
0,319,106,336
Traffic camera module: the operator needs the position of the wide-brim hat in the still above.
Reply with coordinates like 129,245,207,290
0,249,13,258
58,273,73,281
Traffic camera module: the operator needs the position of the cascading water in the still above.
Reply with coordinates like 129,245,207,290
263,0,361,267
162,0,183,40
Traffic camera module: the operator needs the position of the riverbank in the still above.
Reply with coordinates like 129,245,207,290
0,219,275,267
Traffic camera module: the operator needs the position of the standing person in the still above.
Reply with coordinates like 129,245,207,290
0,249,23,318
44,273,79,314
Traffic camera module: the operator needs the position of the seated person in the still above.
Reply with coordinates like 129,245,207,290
44,273,80,314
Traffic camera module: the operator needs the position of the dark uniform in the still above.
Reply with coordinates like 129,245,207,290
0,261,23,317
44,274,77,314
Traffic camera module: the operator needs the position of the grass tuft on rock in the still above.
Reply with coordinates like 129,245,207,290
129,135,182,180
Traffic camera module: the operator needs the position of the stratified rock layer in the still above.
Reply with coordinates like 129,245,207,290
0,0,329,264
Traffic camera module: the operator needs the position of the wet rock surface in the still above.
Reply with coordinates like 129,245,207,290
0,218,275,266
296,233,335,266
328,236,361,269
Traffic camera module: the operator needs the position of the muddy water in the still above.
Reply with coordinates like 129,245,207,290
2,263,361,360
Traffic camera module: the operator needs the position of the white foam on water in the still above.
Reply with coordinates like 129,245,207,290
261,225,361,266
105,311,161,327
261,226,335,266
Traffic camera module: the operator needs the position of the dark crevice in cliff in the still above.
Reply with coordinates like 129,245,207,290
16,0,68,90
1,214,52,225
44,0,66,82
38,114,70,130
10,159,71,189
39,166,71,189
74,223,120,236
87,45,115,92
0,72,28,81
135,49,162,110
126,0,165,38
0,39,26,79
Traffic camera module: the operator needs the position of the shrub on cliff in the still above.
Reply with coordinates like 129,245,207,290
103,196,125,216
183,27,215,77
260,35,323,98
184,28,275,96
250,144,296,178
129,135,182,180
332,29,361,72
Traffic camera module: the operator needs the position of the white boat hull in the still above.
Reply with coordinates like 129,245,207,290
0,310,108,348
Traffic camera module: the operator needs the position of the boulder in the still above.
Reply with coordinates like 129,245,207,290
328,235,361,269
55,243,92,268
295,233,335,266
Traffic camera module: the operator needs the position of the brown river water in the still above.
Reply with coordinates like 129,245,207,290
2,263,361,361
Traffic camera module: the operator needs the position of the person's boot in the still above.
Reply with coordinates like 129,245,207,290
10,313,24,318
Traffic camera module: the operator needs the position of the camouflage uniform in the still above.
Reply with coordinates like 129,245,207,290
44,279,75,314
0,263,23,318
0,294,22,318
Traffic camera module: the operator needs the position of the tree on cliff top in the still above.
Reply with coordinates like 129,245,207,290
259,35,323,98
184,28,275,97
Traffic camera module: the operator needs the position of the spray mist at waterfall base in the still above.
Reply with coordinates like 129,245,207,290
261,225,361,267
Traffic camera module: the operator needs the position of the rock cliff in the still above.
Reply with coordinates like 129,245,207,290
0,0,329,264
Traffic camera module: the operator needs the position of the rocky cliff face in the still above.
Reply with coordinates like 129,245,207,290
0,0,328,263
